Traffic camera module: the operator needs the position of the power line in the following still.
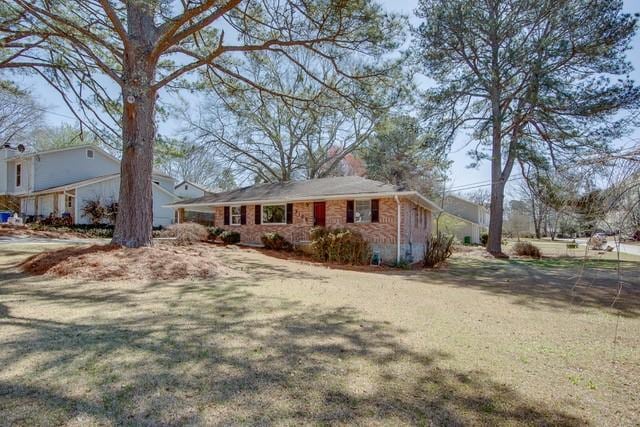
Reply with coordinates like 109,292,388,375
32,105,79,121
447,174,525,192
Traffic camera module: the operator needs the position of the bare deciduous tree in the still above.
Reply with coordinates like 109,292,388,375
189,51,403,183
0,84,43,146
1,0,403,246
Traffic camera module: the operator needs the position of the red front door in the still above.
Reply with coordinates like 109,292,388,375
314,202,326,227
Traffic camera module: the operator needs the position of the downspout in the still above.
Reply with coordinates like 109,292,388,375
395,195,401,264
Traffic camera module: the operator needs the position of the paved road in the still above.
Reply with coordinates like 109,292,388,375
572,238,640,256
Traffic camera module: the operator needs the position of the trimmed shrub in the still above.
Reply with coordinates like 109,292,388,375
480,232,489,246
423,232,454,268
513,241,541,258
167,222,209,245
220,230,241,245
40,215,73,227
261,232,292,251
310,227,370,265
207,226,224,240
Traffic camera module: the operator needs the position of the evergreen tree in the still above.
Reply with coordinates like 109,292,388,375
414,0,639,254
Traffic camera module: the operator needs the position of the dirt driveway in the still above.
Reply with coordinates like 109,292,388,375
0,242,638,425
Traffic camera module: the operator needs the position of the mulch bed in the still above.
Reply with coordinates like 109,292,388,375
19,243,237,281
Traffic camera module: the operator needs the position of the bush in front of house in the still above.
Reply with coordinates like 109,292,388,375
40,215,73,227
310,227,371,265
480,232,489,246
81,199,106,225
207,226,225,241
104,200,118,225
220,230,241,245
513,241,541,258
261,232,292,251
166,222,209,245
423,232,454,268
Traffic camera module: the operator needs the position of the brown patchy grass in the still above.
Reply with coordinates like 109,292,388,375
0,241,638,425
19,243,237,281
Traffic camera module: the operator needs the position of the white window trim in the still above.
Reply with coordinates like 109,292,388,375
230,205,242,226
354,199,372,223
86,149,94,159
261,203,287,225
15,162,23,189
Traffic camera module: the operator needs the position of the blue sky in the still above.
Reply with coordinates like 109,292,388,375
13,0,640,190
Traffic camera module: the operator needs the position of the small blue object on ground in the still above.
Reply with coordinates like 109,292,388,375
0,212,12,223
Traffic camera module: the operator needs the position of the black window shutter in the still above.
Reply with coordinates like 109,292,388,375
254,205,261,225
240,205,247,225
371,199,379,223
286,203,293,224
346,200,354,223
223,206,230,225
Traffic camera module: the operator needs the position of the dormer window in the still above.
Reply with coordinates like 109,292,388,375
86,149,94,159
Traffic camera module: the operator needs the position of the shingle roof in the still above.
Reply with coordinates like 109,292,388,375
168,176,419,207
31,173,180,200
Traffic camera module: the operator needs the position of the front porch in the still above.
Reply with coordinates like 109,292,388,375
20,190,77,223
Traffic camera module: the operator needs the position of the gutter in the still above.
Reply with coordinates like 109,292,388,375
395,195,401,264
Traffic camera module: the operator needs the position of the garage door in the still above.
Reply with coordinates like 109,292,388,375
38,194,54,217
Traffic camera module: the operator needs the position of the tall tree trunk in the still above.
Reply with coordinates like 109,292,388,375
530,196,541,239
112,4,158,247
488,178,506,253
487,96,506,254
112,87,156,247
486,6,506,256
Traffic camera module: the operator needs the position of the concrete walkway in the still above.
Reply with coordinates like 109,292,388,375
0,235,107,245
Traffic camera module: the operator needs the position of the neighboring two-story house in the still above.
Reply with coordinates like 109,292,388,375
173,180,220,226
173,180,218,199
435,194,490,244
1,144,179,227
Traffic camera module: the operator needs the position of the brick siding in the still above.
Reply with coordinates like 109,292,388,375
203,196,431,263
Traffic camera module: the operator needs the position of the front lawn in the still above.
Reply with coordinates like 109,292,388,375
0,242,638,425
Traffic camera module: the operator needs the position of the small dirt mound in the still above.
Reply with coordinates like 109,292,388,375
20,243,235,281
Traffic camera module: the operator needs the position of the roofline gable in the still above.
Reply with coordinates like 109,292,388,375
174,180,212,193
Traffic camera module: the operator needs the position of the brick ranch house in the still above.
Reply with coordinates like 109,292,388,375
169,176,440,264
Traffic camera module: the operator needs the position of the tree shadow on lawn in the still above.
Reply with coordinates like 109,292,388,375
0,276,585,426
395,257,640,318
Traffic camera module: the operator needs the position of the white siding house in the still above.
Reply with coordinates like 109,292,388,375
435,194,490,244
173,180,217,199
1,145,179,227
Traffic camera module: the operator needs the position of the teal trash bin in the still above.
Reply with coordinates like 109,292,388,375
463,236,471,245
